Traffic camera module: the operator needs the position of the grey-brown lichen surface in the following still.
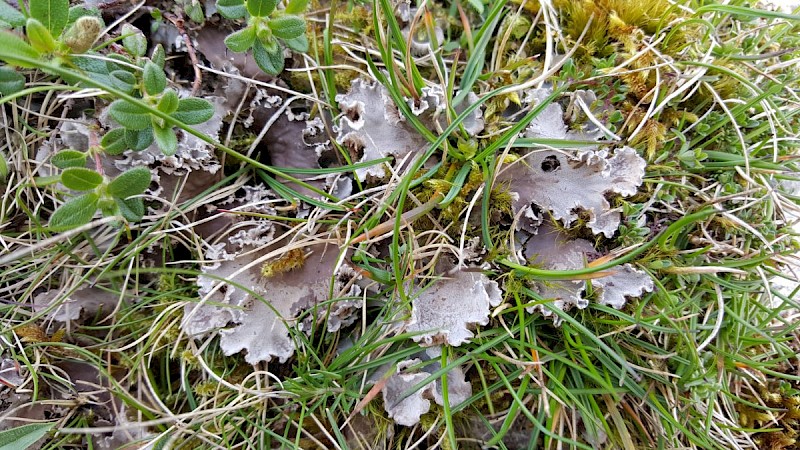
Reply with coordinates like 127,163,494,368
182,184,358,364
336,78,431,181
33,286,118,323
406,268,503,347
381,347,472,427
335,78,484,181
521,223,654,321
188,237,352,364
498,147,646,237
177,81,653,380
161,76,656,426
497,87,646,236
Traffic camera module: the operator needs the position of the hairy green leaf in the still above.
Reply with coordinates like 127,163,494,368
216,0,246,19
109,69,136,93
0,66,24,95
61,167,103,191
62,15,103,53
150,7,163,23
0,31,41,68
51,149,87,168
49,192,99,230
98,197,118,218
184,1,204,23
121,24,146,57
0,1,25,28
252,38,283,75
104,53,131,72
26,18,58,53
108,99,152,130
0,422,54,450
268,15,305,40
172,98,214,125
285,0,308,15
108,166,151,198
152,123,178,155
283,34,308,53
64,54,114,86
256,27,278,52
35,175,61,186
101,128,127,155
143,61,166,95
246,0,277,17
157,88,179,114
117,196,145,222
66,5,101,26
224,26,256,53
29,0,69,37
124,128,154,151
151,44,165,68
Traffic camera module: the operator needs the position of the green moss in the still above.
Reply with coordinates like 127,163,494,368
261,248,307,278
554,0,678,55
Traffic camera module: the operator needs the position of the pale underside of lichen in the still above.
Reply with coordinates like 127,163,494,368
336,78,430,181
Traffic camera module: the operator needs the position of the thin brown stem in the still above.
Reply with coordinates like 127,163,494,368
165,12,203,96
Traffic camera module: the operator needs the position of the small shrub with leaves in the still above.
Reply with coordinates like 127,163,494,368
0,0,217,230
0,0,103,76
179,0,207,23
0,2,215,157
49,156,151,230
105,56,215,156
218,0,309,74
93,24,215,156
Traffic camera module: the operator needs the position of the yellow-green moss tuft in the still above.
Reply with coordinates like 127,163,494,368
261,248,307,278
